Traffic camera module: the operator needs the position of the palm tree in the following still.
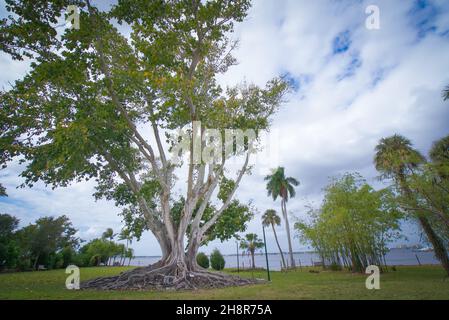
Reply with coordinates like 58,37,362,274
0,183,6,196
102,228,116,241
430,135,449,180
265,167,299,268
426,135,449,230
262,209,286,269
119,228,134,266
125,248,134,266
240,233,264,269
430,135,449,163
102,228,116,265
375,134,449,275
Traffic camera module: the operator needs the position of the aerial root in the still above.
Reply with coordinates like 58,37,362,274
80,262,263,291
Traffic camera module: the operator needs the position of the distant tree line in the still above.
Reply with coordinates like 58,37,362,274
0,213,134,271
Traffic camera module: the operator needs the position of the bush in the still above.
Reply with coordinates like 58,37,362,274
0,242,19,270
61,246,76,268
16,257,32,271
328,262,342,271
210,249,225,271
196,252,209,269
71,253,87,267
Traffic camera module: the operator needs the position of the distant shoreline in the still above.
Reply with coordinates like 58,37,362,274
133,247,433,258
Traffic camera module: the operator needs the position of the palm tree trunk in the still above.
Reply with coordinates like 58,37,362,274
418,215,449,276
271,223,286,269
251,251,255,269
282,198,296,268
398,175,449,276
33,253,40,270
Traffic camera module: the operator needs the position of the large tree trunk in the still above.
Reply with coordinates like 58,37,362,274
151,222,171,264
81,242,260,290
186,237,201,270
76,4,259,290
271,223,286,269
81,141,252,290
282,199,296,268
418,215,449,276
81,203,261,290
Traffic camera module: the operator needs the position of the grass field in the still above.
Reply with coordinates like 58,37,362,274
0,265,448,300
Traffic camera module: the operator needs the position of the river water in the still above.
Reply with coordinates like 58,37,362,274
130,248,440,270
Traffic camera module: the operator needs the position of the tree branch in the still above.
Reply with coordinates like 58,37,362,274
86,1,167,190
199,152,250,238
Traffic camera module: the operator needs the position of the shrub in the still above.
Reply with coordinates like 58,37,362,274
16,257,32,271
196,252,209,269
210,249,225,271
328,262,342,271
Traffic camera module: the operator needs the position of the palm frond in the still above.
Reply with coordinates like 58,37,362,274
287,184,296,198
443,85,449,101
286,177,299,186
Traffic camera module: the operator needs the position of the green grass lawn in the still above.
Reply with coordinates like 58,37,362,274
0,265,448,300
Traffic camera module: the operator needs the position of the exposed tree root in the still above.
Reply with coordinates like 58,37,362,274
81,261,263,291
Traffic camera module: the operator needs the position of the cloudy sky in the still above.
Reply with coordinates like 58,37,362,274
1,0,449,256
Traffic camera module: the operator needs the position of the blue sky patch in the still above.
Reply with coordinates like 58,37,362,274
332,30,352,54
408,0,440,39
282,72,313,93
337,53,362,81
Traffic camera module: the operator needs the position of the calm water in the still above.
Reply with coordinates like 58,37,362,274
130,248,440,270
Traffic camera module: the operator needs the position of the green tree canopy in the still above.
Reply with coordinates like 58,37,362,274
240,232,264,269
374,134,426,181
0,0,289,289
102,228,116,241
0,213,20,269
374,134,449,276
16,215,79,269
